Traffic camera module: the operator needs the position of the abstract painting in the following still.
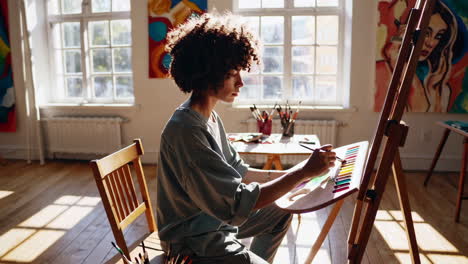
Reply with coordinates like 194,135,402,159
148,0,207,78
0,0,15,131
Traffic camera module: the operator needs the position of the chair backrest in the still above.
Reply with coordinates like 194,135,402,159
90,138,156,260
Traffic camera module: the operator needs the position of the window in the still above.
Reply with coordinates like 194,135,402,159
47,0,133,104
233,0,347,107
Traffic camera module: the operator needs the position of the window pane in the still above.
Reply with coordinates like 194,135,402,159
261,17,283,44
92,49,112,72
292,76,314,98
62,0,82,14
316,46,337,74
113,48,132,72
238,75,261,99
48,0,60,15
262,46,283,73
317,16,338,44
63,22,80,48
116,76,133,97
295,0,314,7
89,21,110,46
94,76,113,97
317,0,338,7
238,0,260,9
316,76,336,102
111,20,131,45
262,0,283,8
292,46,314,73
66,77,83,97
64,50,82,73
242,16,260,37
92,0,110,12
263,76,282,99
113,0,130,11
292,16,314,45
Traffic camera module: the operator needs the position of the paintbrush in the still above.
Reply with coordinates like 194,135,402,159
299,143,345,163
111,242,133,264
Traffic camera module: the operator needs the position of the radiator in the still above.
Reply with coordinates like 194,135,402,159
42,117,124,156
241,119,340,168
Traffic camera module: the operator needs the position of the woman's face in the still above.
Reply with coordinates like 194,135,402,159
420,13,448,61
214,69,244,103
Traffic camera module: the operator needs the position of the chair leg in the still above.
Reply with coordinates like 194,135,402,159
455,138,468,222
424,129,451,186
114,230,131,261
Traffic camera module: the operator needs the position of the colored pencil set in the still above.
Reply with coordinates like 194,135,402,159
331,145,359,193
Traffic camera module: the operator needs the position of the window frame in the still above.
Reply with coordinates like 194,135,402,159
46,0,133,104
232,0,346,107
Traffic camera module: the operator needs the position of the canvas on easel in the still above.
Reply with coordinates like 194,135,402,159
275,0,437,263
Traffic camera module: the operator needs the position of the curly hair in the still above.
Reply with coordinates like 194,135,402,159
166,12,260,94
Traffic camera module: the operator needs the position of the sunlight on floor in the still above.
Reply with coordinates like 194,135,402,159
375,210,468,264
0,195,100,263
0,190,13,200
274,212,334,264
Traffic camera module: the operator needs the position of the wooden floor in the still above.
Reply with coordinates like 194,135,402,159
0,160,467,264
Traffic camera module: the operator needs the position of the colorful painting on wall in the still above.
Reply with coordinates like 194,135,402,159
148,0,207,78
0,0,15,131
374,0,468,113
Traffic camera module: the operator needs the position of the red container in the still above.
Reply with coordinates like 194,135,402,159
257,119,272,135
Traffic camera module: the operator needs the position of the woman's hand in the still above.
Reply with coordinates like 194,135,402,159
289,144,336,181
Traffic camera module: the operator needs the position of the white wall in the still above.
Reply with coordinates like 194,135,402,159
1,0,466,171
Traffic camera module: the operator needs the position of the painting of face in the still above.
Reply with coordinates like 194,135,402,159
374,0,468,113
420,13,448,61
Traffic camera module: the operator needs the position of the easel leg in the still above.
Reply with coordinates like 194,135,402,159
304,199,344,264
424,128,450,186
392,151,420,263
455,138,468,222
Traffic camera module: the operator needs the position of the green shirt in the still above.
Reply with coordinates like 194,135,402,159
156,100,260,257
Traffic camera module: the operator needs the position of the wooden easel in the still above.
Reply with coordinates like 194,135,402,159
275,1,435,262
347,0,437,263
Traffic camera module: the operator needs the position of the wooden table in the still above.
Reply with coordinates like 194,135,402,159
424,121,468,222
228,133,320,170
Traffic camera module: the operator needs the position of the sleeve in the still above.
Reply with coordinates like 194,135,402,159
181,129,259,226
225,141,249,177
215,113,250,177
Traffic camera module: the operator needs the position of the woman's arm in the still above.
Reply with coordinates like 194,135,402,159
242,168,285,184
250,145,336,210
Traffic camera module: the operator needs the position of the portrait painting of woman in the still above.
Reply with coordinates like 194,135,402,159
374,0,468,113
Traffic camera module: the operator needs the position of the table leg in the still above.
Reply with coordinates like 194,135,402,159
263,154,283,170
272,155,283,170
455,137,468,222
263,155,274,170
424,128,451,186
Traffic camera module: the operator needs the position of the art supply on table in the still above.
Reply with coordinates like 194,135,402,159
250,104,273,135
277,101,299,137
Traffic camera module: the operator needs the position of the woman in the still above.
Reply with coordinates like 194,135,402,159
156,13,336,264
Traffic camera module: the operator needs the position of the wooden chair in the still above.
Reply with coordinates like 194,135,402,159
90,138,156,262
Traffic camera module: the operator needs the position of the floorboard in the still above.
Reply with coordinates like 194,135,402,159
0,160,467,264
